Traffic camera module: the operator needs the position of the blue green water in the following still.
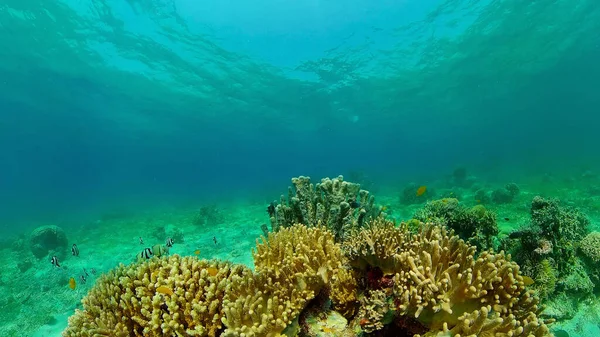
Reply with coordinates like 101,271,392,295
1,0,600,336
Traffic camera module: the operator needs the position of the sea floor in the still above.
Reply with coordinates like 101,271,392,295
1,183,599,337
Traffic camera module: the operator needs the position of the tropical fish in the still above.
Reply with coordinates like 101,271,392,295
522,275,535,286
139,237,144,245
83,268,89,277
138,247,153,260
51,256,60,268
206,267,218,276
90,268,97,275
348,199,360,208
71,244,79,257
213,236,217,245
69,277,76,290
416,186,427,196
194,250,201,255
79,274,87,284
152,244,168,257
504,217,510,221
267,201,276,217
156,286,173,296
165,238,174,248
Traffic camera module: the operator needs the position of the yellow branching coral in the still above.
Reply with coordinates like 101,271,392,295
330,266,359,318
221,224,345,337
418,305,549,337
62,256,250,337
342,217,410,273
345,219,551,336
253,224,344,289
392,225,538,327
220,272,305,337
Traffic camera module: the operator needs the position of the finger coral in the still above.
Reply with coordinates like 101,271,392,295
62,256,251,337
221,224,346,337
342,217,410,273
269,175,381,241
329,266,359,318
345,219,551,336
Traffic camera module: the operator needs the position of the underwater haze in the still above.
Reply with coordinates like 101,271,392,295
1,0,600,336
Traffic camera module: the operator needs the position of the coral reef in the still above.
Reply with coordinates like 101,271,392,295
29,225,69,259
413,198,498,251
63,183,552,337
268,175,381,241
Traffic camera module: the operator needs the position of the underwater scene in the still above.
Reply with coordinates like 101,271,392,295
1,0,600,336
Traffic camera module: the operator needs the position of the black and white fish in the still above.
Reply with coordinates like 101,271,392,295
165,238,174,248
90,268,97,275
83,268,89,277
137,247,153,260
139,237,144,245
51,256,60,267
72,244,79,257
80,274,87,284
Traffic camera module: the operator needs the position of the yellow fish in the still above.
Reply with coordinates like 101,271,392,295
194,249,201,255
69,277,76,290
152,244,168,257
416,186,427,196
522,276,535,286
156,285,173,296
